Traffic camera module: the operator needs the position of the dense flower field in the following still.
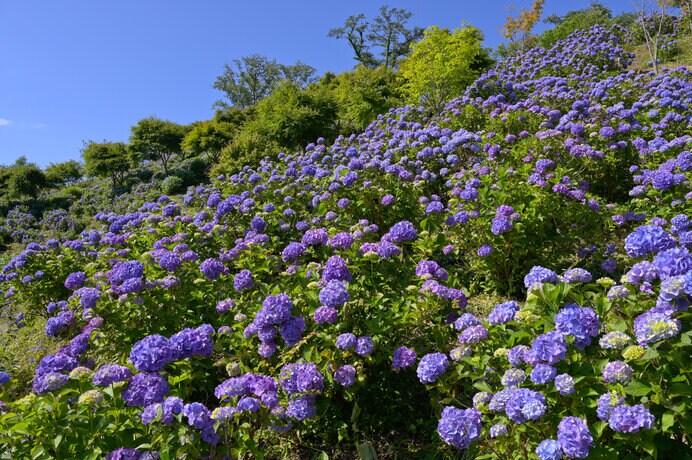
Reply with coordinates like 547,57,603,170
0,25,691,459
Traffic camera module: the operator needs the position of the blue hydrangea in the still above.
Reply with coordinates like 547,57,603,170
282,242,306,262
417,353,449,384
319,280,350,308
93,364,133,386
436,406,482,449
129,335,173,372
524,266,559,289
489,423,507,438
633,309,680,345
333,365,356,387
122,372,169,407
336,333,357,350
530,364,557,384
532,331,567,364
355,336,374,356
557,417,593,459
624,225,677,258
388,221,417,242
536,439,562,460
563,268,592,283
233,269,254,291
505,388,546,423
554,305,600,349
488,300,519,324
554,374,575,395
287,394,316,420
602,361,633,384
608,404,655,433
597,391,625,421
392,346,416,370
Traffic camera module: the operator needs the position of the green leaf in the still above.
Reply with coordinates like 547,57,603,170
357,442,377,460
625,381,651,397
662,412,675,432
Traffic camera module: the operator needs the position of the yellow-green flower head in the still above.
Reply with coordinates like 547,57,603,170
515,309,539,323
526,292,539,302
622,345,645,361
307,281,320,290
494,348,510,357
620,274,630,284
597,277,616,288
226,362,241,377
69,366,92,380
78,389,104,406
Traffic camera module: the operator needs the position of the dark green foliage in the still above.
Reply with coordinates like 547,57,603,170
82,141,131,190
45,160,84,188
129,117,187,176
8,164,47,199
539,2,613,48
213,55,317,109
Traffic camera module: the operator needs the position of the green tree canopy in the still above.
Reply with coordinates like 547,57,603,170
213,55,317,109
181,121,235,164
326,65,401,132
8,164,47,199
45,160,84,187
129,117,186,175
329,5,424,69
539,2,613,48
82,141,130,189
398,25,493,113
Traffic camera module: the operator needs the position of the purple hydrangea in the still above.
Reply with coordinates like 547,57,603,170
488,300,519,325
64,271,86,290
557,417,593,458
129,335,173,372
282,242,306,262
417,353,449,384
199,258,228,280
280,362,324,395
633,309,680,345
93,364,133,386
392,346,417,370
233,269,254,291
287,394,316,420
554,374,575,395
608,404,655,433
333,365,356,387
313,306,338,324
319,280,350,308
122,372,170,407
597,392,625,421
624,225,677,258
536,439,562,460
388,220,417,242
563,268,592,284
458,325,488,344
524,266,559,289
505,389,547,423
554,305,600,349
532,331,567,365
355,336,374,356
183,402,212,429
602,361,633,384
530,364,557,384
436,406,482,449
336,333,357,350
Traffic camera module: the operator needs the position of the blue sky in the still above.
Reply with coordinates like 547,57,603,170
1,0,634,168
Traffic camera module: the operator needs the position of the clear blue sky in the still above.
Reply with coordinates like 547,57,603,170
1,0,635,168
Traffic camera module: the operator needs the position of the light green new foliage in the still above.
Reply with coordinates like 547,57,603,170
398,25,493,114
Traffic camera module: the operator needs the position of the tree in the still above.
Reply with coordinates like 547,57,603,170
501,0,546,55
634,0,670,75
398,25,493,114
8,164,47,199
213,55,317,109
129,117,186,176
329,6,424,69
45,160,84,187
539,2,613,48
181,121,234,164
328,14,379,67
329,65,401,131
82,141,130,190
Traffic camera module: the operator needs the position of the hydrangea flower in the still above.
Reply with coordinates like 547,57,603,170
599,331,631,349
554,305,600,349
608,404,655,433
505,389,546,423
417,353,449,384
489,424,507,438
458,325,488,344
488,300,519,324
536,439,562,460
333,365,356,387
436,406,482,449
554,374,575,395
633,309,680,345
319,280,350,308
233,270,254,291
501,368,526,388
532,331,567,364
531,364,557,384
122,372,169,407
392,346,416,370
355,336,374,356
93,364,133,386
129,335,173,372
557,417,593,458
602,361,633,384
388,220,417,242
524,266,559,289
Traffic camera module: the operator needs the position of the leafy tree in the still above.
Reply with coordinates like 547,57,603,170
398,25,493,114
539,2,613,48
129,117,186,176
501,0,546,55
181,121,234,164
328,14,378,67
213,55,317,109
248,81,339,151
8,164,47,199
82,141,130,190
45,160,84,187
329,6,424,69
328,65,401,131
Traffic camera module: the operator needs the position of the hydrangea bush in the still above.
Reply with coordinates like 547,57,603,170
0,24,690,459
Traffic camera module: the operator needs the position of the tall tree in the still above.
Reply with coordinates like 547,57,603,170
82,141,130,190
329,6,424,69
501,0,546,55
8,164,46,199
181,121,234,164
213,55,317,109
45,160,84,187
129,117,186,176
634,0,670,75
399,25,493,114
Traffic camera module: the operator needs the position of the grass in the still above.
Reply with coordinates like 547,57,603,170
629,34,692,72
